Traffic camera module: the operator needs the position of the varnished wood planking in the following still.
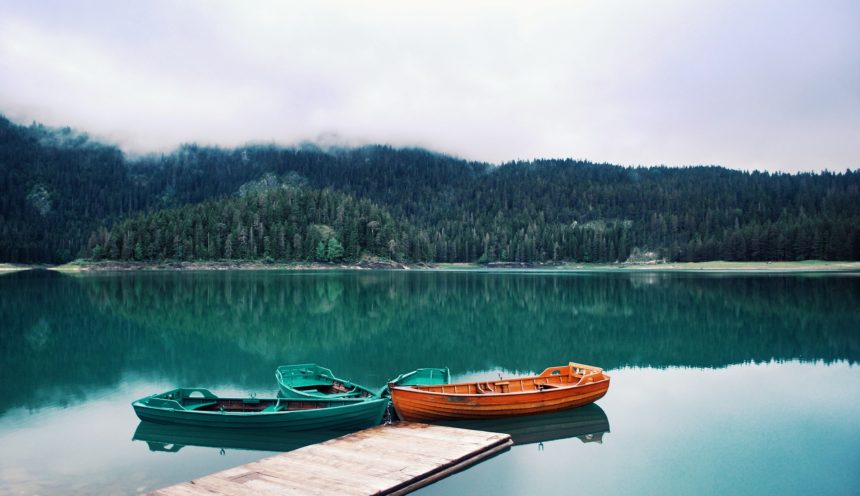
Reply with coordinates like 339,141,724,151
393,386,609,421
149,422,512,496
390,362,611,422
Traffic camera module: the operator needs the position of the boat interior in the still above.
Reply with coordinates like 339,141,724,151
406,363,608,395
293,380,372,397
277,364,373,397
142,389,361,413
181,398,337,413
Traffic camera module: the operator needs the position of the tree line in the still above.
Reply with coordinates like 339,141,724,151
88,182,407,262
1,115,858,264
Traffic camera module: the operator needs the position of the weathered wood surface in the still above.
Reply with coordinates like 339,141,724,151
149,422,512,496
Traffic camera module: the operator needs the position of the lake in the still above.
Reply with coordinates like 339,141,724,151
0,269,858,495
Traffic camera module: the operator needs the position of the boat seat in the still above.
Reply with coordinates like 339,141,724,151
183,401,218,410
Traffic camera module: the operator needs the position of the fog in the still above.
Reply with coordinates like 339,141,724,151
1,0,858,171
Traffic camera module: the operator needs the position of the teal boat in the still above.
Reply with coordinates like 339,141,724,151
275,364,378,400
380,367,450,396
388,367,450,388
132,388,387,430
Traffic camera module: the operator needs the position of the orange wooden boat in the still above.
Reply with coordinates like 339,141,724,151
389,362,610,422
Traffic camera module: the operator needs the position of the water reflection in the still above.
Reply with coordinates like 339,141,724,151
1,271,858,495
132,422,340,454
441,403,610,447
417,362,860,496
0,270,858,416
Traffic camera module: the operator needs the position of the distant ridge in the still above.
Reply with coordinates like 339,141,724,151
1,115,858,263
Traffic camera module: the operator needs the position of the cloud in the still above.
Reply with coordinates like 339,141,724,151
0,0,858,171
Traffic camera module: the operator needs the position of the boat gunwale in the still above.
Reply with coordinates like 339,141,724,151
132,394,386,417
275,363,337,383
389,367,451,384
275,363,379,399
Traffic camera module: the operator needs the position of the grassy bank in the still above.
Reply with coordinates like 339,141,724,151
439,261,860,272
49,259,421,272
558,260,860,271
40,259,860,273
614,261,860,271
0,263,33,274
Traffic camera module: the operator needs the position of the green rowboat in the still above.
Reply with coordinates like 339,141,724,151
380,367,450,396
132,388,387,430
388,367,450,388
275,364,378,400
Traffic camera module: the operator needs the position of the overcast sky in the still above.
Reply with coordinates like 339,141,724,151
1,0,858,171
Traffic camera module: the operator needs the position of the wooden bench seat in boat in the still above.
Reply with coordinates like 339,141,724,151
494,381,511,393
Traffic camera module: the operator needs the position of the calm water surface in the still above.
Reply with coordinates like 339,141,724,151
0,270,858,495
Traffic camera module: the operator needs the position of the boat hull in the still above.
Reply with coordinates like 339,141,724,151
133,398,388,431
390,376,609,422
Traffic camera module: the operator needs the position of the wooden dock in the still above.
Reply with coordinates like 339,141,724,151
149,422,512,495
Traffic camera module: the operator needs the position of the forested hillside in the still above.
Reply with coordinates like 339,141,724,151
1,115,858,264
90,179,409,262
0,117,139,261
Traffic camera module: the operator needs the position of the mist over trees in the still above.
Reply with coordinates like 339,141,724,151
1,115,858,264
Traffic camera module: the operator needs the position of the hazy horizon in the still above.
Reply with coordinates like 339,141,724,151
3,112,858,175
1,0,858,172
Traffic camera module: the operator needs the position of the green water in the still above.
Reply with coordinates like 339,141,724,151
0,270,858,494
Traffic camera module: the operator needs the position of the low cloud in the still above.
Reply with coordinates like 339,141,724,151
1,0,858,171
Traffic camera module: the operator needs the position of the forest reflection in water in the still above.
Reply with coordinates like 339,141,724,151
1,270,858,495
1,269,857,414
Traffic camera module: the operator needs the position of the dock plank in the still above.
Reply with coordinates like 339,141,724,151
325,434,495,462
190,476,291,496
261,457,403,492
151,422,511,496
301,444,438,477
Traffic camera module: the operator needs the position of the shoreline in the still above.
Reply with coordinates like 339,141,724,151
21,259,860,273
0,263,34,274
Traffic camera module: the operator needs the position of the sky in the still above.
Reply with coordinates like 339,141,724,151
0,0,858,172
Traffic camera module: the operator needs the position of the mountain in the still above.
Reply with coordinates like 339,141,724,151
1,115,858,264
